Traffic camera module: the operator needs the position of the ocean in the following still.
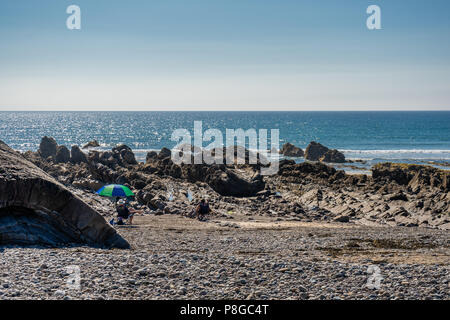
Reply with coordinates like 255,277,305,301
1,111,449,172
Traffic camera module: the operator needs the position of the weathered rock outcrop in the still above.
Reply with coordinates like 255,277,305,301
55,145,71,163
372,163,450,192
0,140,129,248
144,148,265,197
304,142,345,163
278,160,339,184
320,149,345,163
112,144,138,166
279,143,304,157
38,136,58,159
304,141,329,161
70,145,88,164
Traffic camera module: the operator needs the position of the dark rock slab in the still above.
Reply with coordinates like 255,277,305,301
0,140,129,248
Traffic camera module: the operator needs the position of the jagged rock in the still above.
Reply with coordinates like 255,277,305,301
112,144,137,166
372,163,411,185
304,141,329,161
70,146,88,164
55,145,70,163
149,195,167,211
116,175,130,185
300,188,323,205
389,192,408,201
320,149,345,163
121,149,137,165
158,147,172,159
334,215,350,223
204,167,265,197
135,190,154,206
39,136,58,159
132,179,147,190
279,143,304,157
145,151,158,163
278,161,337,184
0,140,129,248
112,144,131,154
82,140,100,149
373,163,450,192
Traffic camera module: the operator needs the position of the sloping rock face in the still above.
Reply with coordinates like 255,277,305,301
0,140,129,248
279,143,304,157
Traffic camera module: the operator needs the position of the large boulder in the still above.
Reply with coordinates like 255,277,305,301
304,141,329,161
0,140,129,248
38,136,58,159
320,149,345,163
70,145,88,164
145,151,158,163
55,145,70,163
204,166,265,197
158,147,172,160
112,144,137,166
279,143,304,157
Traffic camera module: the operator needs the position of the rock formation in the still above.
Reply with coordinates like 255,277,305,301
0,140,129,248
38,136,58,159
145,148,265,197
304,141,329,161
279,143,304,157
304,141,345,163
70,145,88,164
112,144,138,166
18,136,449,230
320,149,345,163
55,145,70,163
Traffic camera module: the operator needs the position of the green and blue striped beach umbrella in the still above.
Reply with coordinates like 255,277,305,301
96,184,134,197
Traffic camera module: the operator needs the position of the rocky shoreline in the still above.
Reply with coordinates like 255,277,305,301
22,137,450,230
0,137,449,300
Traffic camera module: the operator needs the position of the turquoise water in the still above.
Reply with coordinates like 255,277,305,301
1,111,449,169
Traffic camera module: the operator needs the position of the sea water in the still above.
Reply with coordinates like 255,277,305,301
1,111,449,172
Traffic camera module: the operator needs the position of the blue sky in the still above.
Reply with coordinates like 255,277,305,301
0,0,449,110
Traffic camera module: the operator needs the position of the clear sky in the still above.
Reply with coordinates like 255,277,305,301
0,0,449,110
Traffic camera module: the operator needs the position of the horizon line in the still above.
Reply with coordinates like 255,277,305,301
1,108,450,112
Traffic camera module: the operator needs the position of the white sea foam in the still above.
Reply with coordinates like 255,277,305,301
341,149,450,160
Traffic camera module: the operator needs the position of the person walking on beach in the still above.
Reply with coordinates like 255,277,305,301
195,199,211,221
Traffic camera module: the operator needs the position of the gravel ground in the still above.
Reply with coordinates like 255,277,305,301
0,214,448,300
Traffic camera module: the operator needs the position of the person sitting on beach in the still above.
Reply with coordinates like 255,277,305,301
195,199,211,221
116,199,142,225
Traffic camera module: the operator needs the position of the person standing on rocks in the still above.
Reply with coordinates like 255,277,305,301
195,199,211,221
